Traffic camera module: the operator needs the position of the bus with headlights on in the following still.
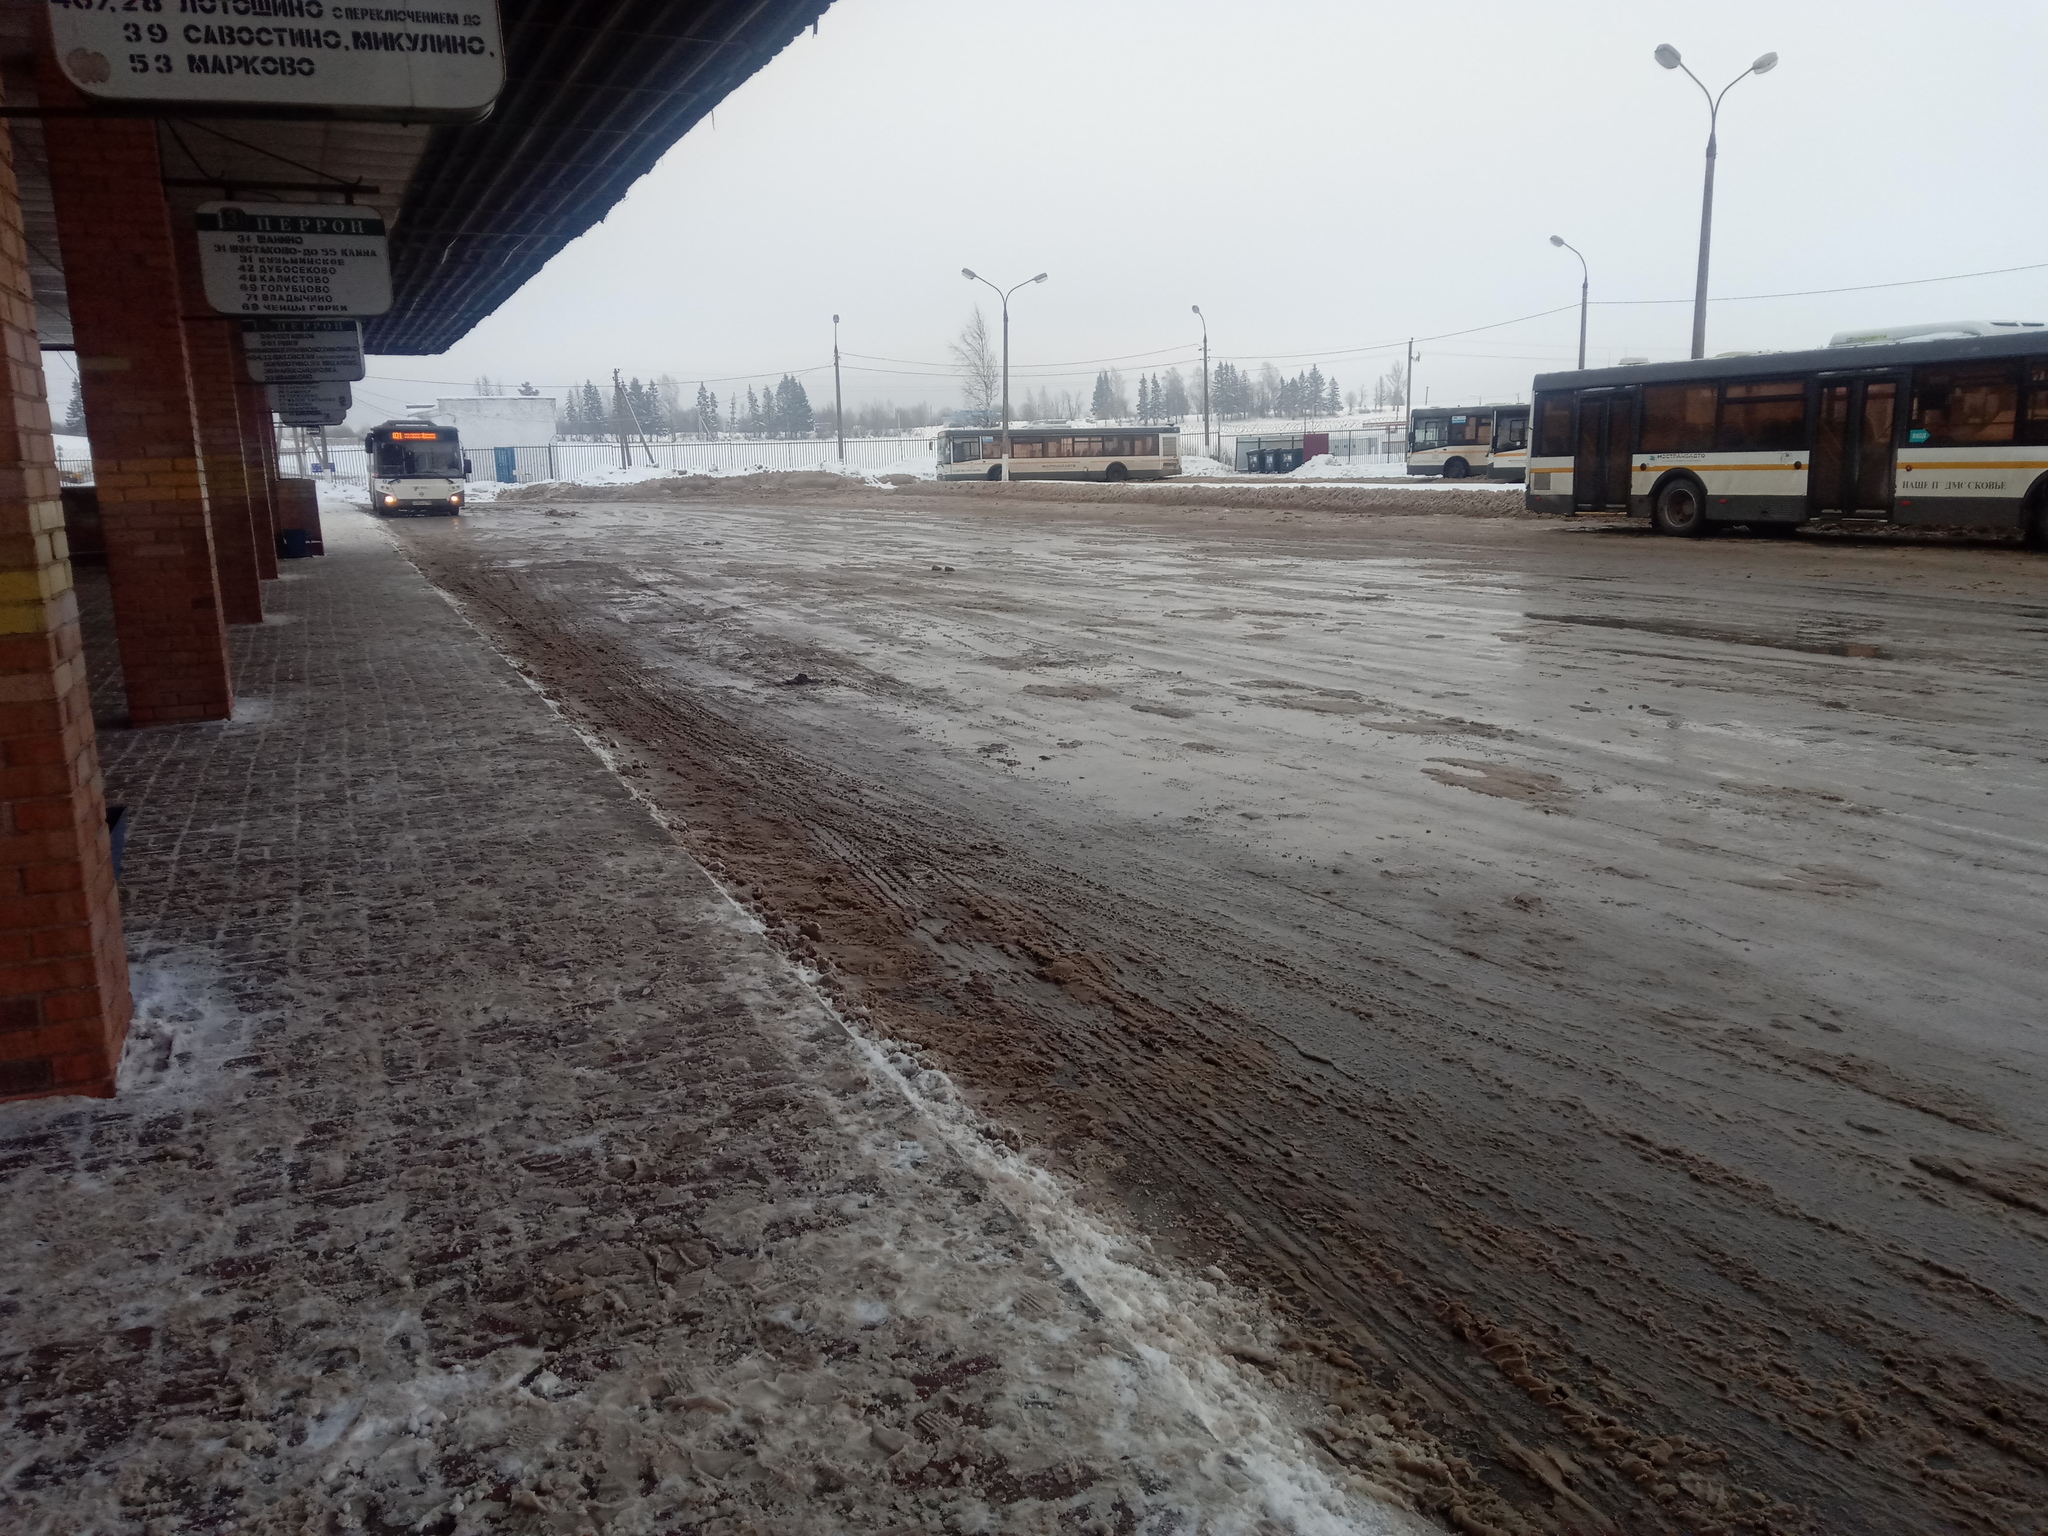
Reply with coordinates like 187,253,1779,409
365,420,469,515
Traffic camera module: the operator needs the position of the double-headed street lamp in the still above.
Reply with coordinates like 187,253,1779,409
962,267,1047,481
1191,304,1210,453
1655,43,1778,360
1549,235,1589,370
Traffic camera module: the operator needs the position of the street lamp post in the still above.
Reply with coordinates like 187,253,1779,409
1191,304,1211,454
962,268,1048,482
1655,43,1778,361
832,314,844,464
1549,235,1589,370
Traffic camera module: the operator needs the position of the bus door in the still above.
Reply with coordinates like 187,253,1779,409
1572,389,1635,510
1810,374,1900,515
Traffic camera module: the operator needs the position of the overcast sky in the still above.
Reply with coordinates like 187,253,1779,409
352,0,2048,423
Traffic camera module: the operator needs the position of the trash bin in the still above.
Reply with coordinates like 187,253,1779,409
278,528,310,559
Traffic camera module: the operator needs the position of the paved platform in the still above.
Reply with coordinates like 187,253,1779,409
0,510,1420,1536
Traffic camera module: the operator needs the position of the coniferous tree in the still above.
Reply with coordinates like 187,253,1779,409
694,383,720,435
775,375,815,436
745,386,761,436
62,376,86,435
1091,370,1114,421
581,381,608,439
1136,375,1152,423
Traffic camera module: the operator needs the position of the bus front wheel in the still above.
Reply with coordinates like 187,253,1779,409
1104,462,1129,482
1652,478,1709,538
986,465,1002,482
2025,483,2048,548
1443,457,1469,479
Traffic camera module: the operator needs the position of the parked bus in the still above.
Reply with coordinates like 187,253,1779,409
1406,404,1529,480
936,426,1181,482
1525,328,2048,541
365,419,469,515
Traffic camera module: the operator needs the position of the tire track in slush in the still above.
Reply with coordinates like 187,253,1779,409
399,532,2048,1536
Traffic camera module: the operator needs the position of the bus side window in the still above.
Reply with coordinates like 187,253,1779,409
1911,365,2017,445
2021,364,2048,445
1717,381,1806,451
1498,416,1528,450
1640,384,1717,451
954,438,980,462
1532,394,1573,457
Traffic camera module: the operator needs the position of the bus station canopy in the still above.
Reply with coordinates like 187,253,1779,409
0,0,831,353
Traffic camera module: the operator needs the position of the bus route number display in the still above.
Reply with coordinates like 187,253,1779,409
197,204,391,318
46,0,504,121
240,319,365,384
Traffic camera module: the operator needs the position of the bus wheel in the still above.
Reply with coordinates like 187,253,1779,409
986,465,1002,482
1104,462,1129,482
2025,486,2048,548
1652,477,1709,537
1443,457,1469,479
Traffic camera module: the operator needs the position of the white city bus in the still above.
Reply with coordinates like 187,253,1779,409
936,426,1181,482
1525,327,2048,541
365,420,469,515
1405,404,1529,480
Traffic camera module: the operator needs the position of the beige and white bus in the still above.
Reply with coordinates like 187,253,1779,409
1525,329,2048,541
936,426,1182,482
1405,404,1529,480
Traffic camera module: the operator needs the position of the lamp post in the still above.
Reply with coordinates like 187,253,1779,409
1655,43,1778,361
962,267,1047,481
1191,304,1211,455
1549,235,1589,370
832,313,844,464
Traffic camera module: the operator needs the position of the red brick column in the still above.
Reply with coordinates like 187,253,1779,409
229,331,281,582
41,71,232,725
0,108,132,1102
172,229,263,624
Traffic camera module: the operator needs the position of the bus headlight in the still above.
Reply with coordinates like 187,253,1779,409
449,493,461,503
383,495,398,506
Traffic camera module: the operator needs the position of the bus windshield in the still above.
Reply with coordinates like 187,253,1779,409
377,440,464,478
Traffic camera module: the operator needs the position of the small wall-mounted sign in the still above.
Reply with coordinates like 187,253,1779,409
268,381,351,426
240,319,365,384
198,204,390,318
46,0,504,122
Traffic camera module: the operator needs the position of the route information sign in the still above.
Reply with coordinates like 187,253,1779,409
240,319,366,384
268,382,351,426
197,204,391,318
46,1,504,121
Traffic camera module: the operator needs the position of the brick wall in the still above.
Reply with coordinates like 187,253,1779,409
40,70,232,727
0,105,132,1100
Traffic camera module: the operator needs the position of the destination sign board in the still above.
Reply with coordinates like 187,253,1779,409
268,381,351,425
240,319,365,384
45,0,504,121
198,204,391,318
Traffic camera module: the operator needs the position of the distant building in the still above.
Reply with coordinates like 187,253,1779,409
421,394,558,451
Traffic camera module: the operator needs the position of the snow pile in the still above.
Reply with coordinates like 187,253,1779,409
1289,454,1520,488
1178,453,1232,476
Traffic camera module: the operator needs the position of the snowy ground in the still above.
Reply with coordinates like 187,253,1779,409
380,483,2048,1534
1,507,1439,1536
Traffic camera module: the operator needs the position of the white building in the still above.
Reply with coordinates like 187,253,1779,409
417,395,558,452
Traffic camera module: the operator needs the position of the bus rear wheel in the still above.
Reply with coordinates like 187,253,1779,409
986,465,1002,482
1652,477,1709,538
1104,462,1129,482
1443,457,1469,479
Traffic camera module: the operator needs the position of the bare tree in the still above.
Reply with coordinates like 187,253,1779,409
951,307,1000,426
473,375,502,397
1373,360,1406,412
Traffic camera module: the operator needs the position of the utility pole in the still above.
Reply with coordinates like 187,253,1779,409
832,314,844,463
1192,305,1210,454
611,369,631,468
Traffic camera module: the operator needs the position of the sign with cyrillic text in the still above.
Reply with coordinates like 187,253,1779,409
46,0,504,121
268,381,351,425
198,204,391,318
240,319,365,384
